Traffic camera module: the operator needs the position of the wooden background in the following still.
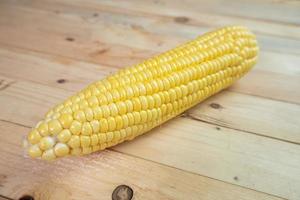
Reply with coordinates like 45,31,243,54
0,0,299,199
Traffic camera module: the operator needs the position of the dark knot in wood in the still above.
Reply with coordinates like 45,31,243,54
19,195,34,200
57,79,67,84
174,16,190,23
210,103,222,109
112,185,133,200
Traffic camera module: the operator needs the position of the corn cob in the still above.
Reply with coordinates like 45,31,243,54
25,26,258,160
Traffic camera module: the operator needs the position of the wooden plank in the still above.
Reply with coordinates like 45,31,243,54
255,51,300,76
0,76,299,199
0,39,299,104
229,69,300,104
0,0,300,64
0,45,115,92
90,0,300,25
186,91,300,143
16,0,300,40
0,121,281,200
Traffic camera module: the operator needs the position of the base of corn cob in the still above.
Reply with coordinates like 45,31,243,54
25,26,258,160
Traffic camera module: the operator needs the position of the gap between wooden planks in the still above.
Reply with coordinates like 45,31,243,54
0,195,12,200
0,120,283,200
0,74,300,199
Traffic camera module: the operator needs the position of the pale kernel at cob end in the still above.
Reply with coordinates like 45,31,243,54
24,26,259,160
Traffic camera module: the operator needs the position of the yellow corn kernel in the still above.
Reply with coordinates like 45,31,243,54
42,149,56,160
93,106,103,120
68,135,80,148
71,148,82,156
79,99,89,109
132,98,141,111
140,96,148,110
51,112,61,120
133,112,141,124
81,122,93,135
116,102,127,115
87,96,99,107
80,135,91,147
106,132,114,142
57,129,72,143
98,133,107,143
90,120,100,133
28,129,42,144
147,110,153,121
39,136,55,150
70,120,82,135
115,116,123,130
59,113,73,129
125,127,132,138
48,119,62,135
113,131,121,143
108,103,118,116
147,96,155,109
131,126,139,137
28,145,42,158
71,103,79,112
37,122,49,137
120,129,127,141
84,108,94,121
99,118,108,132
61,106,72,114
107,117,116,131
97,94,108,105
74,110,86,123
90,134,99,146
121,115,129,128
125,100,134,112
127,113,135,126
54,143,70,157
140,110,147,123
101,105,110,118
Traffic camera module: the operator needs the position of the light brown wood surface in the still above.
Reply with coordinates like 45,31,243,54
0,0,299,200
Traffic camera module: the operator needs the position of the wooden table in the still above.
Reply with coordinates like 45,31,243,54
0,0,299,199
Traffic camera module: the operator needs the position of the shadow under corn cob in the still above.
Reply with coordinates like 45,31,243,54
25,26,258,160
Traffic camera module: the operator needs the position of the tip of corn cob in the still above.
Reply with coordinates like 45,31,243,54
24,25,258,161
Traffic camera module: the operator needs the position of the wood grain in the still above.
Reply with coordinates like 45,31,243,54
0,0,299,199
0,120,281,200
